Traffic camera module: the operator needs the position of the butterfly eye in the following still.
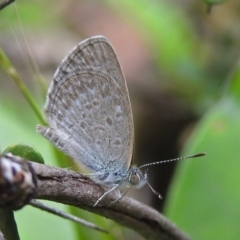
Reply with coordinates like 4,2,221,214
129,172,140,186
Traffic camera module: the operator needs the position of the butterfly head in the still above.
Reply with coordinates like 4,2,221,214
127,166,147,189
127,166,162,199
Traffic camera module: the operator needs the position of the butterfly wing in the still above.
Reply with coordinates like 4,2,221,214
37,36,134,173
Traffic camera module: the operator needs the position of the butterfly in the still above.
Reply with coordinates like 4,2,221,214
37,36,205,206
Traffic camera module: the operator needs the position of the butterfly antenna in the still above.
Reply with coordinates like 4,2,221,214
139,152,206,169
147,182,162,199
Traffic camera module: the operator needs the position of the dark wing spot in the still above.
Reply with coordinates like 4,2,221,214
106,117,113,126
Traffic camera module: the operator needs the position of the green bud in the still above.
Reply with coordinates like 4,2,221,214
2,143,44,164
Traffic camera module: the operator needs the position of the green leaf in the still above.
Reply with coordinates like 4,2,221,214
164,68,240,239
204,0,226,4
225,60,240,103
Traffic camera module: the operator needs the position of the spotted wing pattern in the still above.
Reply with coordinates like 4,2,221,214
37,36,134,176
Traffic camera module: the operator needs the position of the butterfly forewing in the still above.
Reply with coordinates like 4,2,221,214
38,36,134,173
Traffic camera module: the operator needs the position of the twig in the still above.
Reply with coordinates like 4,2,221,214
0,0,14,10
0,47,46,125
0,209,20,240
29,199,108,233
31,161,190,240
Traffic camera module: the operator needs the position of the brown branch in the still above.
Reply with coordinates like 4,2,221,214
31,162,189,240
0,0,14,10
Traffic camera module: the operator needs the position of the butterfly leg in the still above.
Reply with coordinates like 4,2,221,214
107,186,130,207
94,184,119,207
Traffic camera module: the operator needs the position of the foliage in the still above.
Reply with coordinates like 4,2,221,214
0,0,237,239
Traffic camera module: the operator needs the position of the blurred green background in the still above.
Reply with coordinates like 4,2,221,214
1,0,240,239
